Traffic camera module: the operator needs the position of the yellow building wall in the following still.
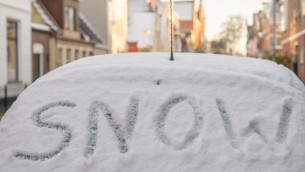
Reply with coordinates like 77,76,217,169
31,3,45,24
108,0,128,53
52,40,94,69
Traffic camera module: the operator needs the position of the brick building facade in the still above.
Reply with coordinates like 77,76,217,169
281,0,305,83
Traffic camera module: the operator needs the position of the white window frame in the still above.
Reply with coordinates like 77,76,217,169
64,6,76,31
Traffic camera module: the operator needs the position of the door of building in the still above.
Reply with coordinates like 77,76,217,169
32,54,42,81
32,43,44,81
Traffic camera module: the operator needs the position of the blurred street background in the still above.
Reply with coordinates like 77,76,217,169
0,0,303,117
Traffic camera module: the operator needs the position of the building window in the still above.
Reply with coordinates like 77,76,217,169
32,43,44,81
56,48,62,67
64,6,76,31
67,49,71,63
7,20,18,82
75,50,79,60
89,51,93,56
82,51,86,57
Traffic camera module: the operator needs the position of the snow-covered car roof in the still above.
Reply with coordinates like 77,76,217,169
1,53,305,171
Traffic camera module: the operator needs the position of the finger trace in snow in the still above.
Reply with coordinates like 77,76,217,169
13,101,76,161
215,98,239,149
242,119,269,145
85,96,139,157
276,101,292,143
155,95,204,150
224,98,292,149
0,53,305,172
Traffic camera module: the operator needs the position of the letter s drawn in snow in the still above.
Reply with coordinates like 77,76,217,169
13,101,76,161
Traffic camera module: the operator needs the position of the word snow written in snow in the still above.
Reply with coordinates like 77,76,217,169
13,94,293,161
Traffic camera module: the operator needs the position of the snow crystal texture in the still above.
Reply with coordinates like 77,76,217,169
0,53,305,172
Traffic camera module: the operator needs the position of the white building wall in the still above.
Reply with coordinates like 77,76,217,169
0,0,31,96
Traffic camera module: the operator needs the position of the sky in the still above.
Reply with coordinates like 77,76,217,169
202,0,269,54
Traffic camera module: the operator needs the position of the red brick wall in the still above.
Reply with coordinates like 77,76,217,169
41,0,80,32
281,36,305,84
41,0,64,28
179,20,193,31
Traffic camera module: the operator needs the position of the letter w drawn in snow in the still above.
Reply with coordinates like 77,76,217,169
216,98,293,149
85,96,139,158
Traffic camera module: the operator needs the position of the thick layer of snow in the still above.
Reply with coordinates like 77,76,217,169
0,53,305,172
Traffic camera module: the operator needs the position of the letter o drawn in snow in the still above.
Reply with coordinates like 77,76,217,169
155,95,204,150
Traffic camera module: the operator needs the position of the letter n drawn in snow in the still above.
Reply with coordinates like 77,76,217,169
85,96,139,158
155,95,204,150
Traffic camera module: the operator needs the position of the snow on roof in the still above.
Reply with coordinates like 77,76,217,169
79,12,103,43
31,23,51,32
0,53,305,171
31,0,60,34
